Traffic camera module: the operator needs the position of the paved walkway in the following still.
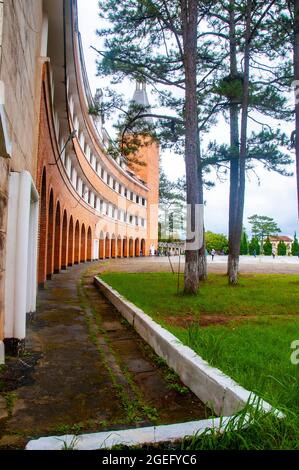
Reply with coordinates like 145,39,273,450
0,262,207,449
97,255,299,275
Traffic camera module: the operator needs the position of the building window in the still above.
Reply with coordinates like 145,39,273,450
136,216,139,226
101,168,104,179
113,179,116,190
142,198,146,206
129,215,133,224
141,218,145,227
130,192,134,201
136,195,140,204
119,184,122,195
107,174,110,185
124,188,128,198
112,207,115,218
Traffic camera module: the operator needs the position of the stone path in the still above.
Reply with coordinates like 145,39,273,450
0,262,207,449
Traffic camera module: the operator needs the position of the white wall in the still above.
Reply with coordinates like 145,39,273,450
4,171,39,342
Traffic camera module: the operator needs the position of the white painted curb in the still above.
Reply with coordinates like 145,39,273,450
94,276,282,418
26,415,245,450
25,276,283,450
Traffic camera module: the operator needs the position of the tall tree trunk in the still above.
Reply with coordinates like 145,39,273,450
197,131,207,281
227,0,241,283
181,0,201,294
229,0,252,285
294,0,299,218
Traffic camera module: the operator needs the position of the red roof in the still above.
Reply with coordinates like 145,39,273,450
269,236,293,242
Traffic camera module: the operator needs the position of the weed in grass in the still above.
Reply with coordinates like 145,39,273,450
60,435,80,451
182,398,299,450
4,392,17,417
141,405,159,423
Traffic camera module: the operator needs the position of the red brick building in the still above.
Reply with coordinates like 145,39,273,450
0,0,159,361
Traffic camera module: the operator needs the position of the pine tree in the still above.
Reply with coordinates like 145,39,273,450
249,237,260,256
95,0,219,294
240,230,249,255
205,1,292,284
292,232,299,255
277,240,287,255
263,238,273,256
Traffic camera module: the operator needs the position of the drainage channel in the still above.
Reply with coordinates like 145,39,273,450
78,268,212,427
0,263,212,450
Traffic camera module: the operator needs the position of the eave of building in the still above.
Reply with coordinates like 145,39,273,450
45,0,149,198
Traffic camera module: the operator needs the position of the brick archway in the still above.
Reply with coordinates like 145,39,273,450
105,234,110,259
117,236,122,258
54,201,61,273
68,216,74,266
80,224,86,262
123,237,128,258
46,189,54,279
141,239,146,256
99,231,105,259
74,220,80,264
111,235,116,258
135,238,140,257
38,168,47,287
129,238,134,257
87,226,92,261
61,210,68,270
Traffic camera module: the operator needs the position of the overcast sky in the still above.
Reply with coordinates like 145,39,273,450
77,0,299,238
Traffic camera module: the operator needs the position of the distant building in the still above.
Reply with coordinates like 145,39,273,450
269,236,293,254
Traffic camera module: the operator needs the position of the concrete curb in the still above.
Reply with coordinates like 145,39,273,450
25,276,282,450
26,415,246,450
94,276,281,417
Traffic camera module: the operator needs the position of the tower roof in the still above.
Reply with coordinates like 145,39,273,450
131,81,153,123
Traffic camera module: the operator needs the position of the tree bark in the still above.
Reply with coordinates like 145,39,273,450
181,0,201,294
197,130,207,281
227,0,241,283
229,0,252,285
294,0,299,218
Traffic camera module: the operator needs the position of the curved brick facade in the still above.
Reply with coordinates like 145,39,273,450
0,0,159,360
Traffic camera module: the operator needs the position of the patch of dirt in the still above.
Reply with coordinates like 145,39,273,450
0,353,41,393
166,314,250,328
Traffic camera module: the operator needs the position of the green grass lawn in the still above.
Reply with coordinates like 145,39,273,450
100,272,299,414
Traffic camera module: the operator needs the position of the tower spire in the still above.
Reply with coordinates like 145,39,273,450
132,80,153,122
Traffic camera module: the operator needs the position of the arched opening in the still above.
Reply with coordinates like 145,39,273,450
105,234,110,259
74,221,80,264
46,190,54,279
61,211,68,269
117,236,122,258
68,216,74,266
54,201,61,273
38,168,47,287
129,238,134,257
141,239,146,256
111,235,116,258
123,237,128,258
80,224,86,262
87,226,92,261
135,238,140,257
99,231,105,259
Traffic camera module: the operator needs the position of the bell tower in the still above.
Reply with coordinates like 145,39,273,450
129,81,159,253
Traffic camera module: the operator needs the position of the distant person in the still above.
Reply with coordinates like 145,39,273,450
211,248,216,261
253,249,257,258
272,249,276,259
